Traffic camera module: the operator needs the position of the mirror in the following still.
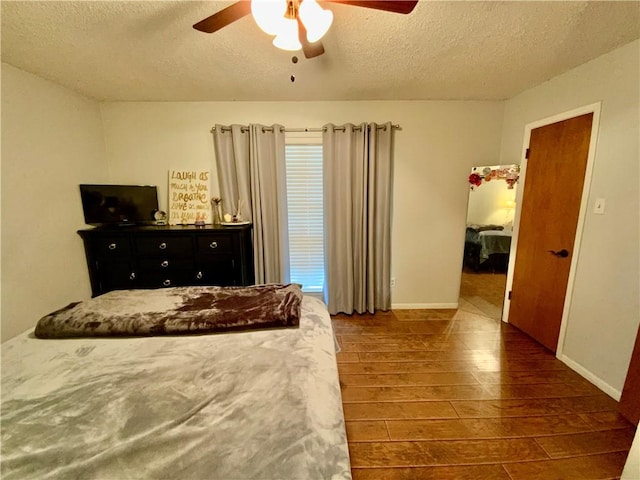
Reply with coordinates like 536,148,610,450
460,164,518,320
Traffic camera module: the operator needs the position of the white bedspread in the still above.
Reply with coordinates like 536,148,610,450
1,296,351,480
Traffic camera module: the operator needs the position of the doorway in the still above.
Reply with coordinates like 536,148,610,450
503,104,601,355
460,164,518,320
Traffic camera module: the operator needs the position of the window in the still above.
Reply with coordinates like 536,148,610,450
285,133,324,294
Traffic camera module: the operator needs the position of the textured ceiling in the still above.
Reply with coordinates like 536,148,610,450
1,1,639,102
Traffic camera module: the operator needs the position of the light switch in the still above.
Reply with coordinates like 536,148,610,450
594,198,606,215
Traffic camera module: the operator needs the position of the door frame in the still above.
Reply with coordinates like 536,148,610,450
501,102,601,359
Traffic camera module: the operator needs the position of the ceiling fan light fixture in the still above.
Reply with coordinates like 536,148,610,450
251,0,288,35
273,17,302,51
298,0,333,42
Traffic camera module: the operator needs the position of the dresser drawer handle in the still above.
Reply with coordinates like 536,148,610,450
163,279,171,286
159,242,167,250
209,241,218,249
129,272,136,280
108,243,117,250
196,271,203,280
161,260,169,268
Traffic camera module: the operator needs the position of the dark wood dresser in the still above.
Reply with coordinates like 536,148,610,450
78,225,254,297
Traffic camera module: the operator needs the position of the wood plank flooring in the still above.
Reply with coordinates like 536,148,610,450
333,286,636,479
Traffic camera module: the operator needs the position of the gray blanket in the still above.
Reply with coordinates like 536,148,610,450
1,296,351,480
34,284,302,338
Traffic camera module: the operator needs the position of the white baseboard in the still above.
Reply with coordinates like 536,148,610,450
559,354,622,401
391,302,459,310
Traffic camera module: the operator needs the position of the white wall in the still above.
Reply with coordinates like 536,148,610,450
622,428,640,479
100,101,505,308
500,40,640,395
1,64,108,341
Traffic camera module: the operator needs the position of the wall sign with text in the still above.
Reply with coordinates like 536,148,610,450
168,170,210,225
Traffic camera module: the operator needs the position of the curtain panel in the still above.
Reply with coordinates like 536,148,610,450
323,122,394,315
212,124,290,284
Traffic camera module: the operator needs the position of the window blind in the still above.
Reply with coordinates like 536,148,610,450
285,144,324,293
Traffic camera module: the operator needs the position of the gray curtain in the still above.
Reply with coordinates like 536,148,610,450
213,124,290,284
323,122,394,315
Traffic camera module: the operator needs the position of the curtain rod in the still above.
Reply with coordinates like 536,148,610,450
210,124,401,133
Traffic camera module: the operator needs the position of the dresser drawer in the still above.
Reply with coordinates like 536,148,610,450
196,235,233,254
137,256,195,288
96,260,137,291
136,270,195,289
138,257,194,272
195,258,236,286
135,236,192,255
93,236,131,257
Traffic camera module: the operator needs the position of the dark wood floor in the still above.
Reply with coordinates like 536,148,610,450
332,283,636,479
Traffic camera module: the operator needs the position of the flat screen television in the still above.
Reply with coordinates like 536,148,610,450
80,184,159,226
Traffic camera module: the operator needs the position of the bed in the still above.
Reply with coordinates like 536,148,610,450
1,284,351,480
464,225,512,271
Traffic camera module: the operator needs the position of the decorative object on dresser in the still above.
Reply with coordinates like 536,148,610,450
78,225,254,297
168,170,211,226
211,197,223,225
153,209,167,225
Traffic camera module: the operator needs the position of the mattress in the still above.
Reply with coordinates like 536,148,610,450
1,295,351,480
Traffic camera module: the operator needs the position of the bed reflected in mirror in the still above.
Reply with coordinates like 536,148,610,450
460,164,518,320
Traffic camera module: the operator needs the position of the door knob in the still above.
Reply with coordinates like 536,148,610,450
548,249,569,258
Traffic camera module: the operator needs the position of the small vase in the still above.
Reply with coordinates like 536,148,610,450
212,203,222,225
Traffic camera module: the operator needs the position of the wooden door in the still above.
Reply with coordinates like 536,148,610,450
620,325,640,426
508,113,593,352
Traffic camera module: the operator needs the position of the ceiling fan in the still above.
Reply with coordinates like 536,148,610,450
193,0,419,59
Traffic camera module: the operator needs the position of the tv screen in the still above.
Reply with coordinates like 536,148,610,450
80,184,159,226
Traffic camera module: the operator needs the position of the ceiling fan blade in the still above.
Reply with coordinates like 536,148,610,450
323,0,418,14
297,16,325,59
193,1,252,33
